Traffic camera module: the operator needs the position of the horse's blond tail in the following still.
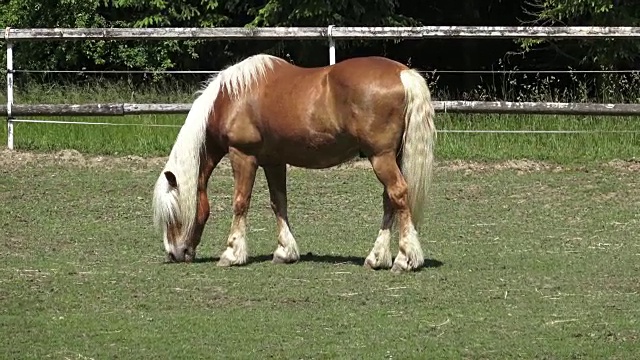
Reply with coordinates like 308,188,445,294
399,69,437,230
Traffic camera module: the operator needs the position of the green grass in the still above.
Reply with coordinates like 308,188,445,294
3,113,640,163
1,81,639,163
1,157,639,358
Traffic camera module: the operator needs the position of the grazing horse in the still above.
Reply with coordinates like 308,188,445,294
152,54,436,272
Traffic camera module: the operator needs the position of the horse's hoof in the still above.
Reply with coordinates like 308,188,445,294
272,253,298,264
217,257,234,267
364,253,392,270
391,259,413,273
364,257,382,270
390,263,406,273
272,247,299,264
391,261,422,273
272,256,288,264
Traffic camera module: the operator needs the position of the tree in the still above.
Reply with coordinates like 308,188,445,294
0,0,236,74
236,0,418,66
0,0,418,73
519,0,640,69
1,0,105,71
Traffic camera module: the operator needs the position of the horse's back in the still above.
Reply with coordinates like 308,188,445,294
327,56,408,89
273,56,409,91
263,56,408,99
330,56,408,72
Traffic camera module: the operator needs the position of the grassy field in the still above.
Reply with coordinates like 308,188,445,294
1,151,639,359
1,81,640,163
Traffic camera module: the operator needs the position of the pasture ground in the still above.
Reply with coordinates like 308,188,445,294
1,150,639,359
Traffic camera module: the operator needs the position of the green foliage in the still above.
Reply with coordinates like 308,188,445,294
243,0,418,61
2,0,640,90
246,0,415,26
0,0,419,74
0,0,234,73
520,0,640,67
1,0,104,71
534,0,615,21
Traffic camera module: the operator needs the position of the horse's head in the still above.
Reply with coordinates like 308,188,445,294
153,170,208,263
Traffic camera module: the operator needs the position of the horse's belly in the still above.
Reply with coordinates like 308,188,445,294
260,135,359,169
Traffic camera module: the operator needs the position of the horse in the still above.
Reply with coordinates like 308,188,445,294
152,53,436,272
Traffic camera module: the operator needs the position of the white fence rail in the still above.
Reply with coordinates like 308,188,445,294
2,101,639,117
7,26,640,40
5,26,640,149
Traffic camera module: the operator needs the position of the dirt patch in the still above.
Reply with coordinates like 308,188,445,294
331,159,373,170
438,159,572,175
374,158,638,174
604,159,640,172
0,149,168,172
2,149,639,173
330,158,568,174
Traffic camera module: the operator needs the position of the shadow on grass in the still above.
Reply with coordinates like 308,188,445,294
191,252,444,269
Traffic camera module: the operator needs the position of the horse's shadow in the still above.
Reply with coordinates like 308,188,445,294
192,252,444,269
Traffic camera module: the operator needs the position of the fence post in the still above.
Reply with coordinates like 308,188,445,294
328,25,335,65
5,27,14,150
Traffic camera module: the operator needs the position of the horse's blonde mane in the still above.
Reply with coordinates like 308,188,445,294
215,54,284,99
152,53,283,240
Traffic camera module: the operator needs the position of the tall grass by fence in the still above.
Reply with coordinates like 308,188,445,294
2,79,639,163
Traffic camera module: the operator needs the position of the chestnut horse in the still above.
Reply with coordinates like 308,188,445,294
152,54,436,272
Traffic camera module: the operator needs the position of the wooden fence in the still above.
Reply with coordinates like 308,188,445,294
1,101,638,117
4,26,640,149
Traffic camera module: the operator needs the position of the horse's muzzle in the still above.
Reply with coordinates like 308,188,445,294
166,247,195,263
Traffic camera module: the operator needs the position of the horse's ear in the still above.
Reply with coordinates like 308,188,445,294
164,171,178,189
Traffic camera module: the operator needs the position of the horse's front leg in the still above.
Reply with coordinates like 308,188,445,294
217,149,258,267
263,164,300,264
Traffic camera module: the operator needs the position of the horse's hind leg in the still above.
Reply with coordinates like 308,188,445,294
369,153,425,272
217,149,258,267
263,164,300,264
364,190,394,269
